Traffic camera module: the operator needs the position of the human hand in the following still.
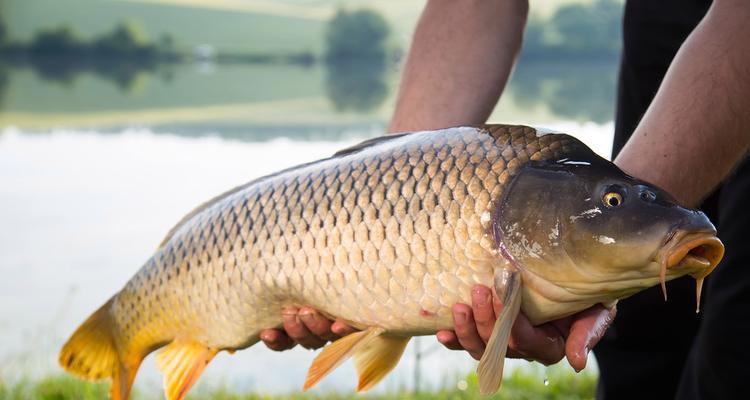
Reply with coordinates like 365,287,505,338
260,286,615,372
436,284,616,371
259,306,358,351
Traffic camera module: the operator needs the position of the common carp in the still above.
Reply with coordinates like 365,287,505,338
59,125,724,398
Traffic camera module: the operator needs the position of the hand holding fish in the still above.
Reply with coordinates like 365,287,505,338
260,284,615,371
436,285,616,372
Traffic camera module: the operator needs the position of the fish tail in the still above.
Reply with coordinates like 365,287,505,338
59,298,141,400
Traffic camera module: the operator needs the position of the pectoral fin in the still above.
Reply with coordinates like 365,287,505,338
155,340,218,400
354,336,410,392
304,327,385,391
476,267,522,396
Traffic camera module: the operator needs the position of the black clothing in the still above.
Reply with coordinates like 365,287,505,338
596,1,750,399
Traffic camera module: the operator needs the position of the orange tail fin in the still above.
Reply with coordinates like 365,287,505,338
59,299,141,400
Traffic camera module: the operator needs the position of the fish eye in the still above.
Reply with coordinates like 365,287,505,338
603,191,624,208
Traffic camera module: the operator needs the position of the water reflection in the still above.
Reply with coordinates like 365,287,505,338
0,59,619,135
0,66,7,109
325,59,389,113
28,58,165,93
510,61,618,124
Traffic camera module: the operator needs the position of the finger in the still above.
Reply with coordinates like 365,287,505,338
452,303,485,360
471,285,497,343
259,329,296,351
507,312,565,365
330,319,358,337
298,307,337,341
436,330,464,350
565,304,617,372
282,307,327,350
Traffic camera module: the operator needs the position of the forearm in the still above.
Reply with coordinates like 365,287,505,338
388,0,528,133
615,0,750,207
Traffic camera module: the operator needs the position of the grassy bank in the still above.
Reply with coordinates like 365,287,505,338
0,365,596,400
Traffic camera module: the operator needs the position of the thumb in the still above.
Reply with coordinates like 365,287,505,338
565,304,617,372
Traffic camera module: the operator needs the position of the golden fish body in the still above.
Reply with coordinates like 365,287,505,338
59,124,724,399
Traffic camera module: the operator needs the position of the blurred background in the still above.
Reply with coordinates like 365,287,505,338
0,0,622,398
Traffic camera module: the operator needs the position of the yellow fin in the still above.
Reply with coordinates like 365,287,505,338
155,340,218,400
477,267,522,396
304,327,384,391
354,335,410,392
59,299,140,400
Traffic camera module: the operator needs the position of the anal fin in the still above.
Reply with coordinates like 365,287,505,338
354,335,410,392
304,327,384,391
476,267,522,396
155,340,218,400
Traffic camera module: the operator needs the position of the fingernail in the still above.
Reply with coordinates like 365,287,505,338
282,313,299,324
574,346,590,373
476,293,491,307
260,332,272,342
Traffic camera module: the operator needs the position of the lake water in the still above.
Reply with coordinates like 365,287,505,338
0,60,617,395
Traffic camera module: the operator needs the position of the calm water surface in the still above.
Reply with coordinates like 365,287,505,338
0,61,616,395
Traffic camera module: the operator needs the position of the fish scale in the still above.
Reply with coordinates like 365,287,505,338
63,124,632,399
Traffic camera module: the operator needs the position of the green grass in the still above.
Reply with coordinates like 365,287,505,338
0,365,596,400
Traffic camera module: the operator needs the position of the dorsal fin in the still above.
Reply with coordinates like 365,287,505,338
158,133,411,249
332,133,410,157
157,181,252,248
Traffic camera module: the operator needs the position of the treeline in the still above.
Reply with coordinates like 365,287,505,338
0,0,622,64
1,20,176,61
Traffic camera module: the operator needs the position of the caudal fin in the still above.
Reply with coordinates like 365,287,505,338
59,299,140,400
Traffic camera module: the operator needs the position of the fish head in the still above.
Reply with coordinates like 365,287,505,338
495,139,724,322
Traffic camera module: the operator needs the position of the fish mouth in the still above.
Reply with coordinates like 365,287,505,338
666,233,724,275
659,231,725,311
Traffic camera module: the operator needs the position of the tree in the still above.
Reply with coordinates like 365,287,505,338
31,25,83,54
325,9,390,62
93,20,153,56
